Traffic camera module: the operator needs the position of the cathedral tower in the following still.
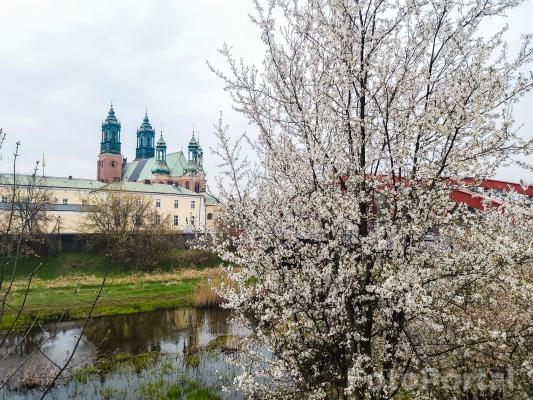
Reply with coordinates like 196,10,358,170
179,130,206,192
185,132,203,173
135,112,155,159
97,104,123,182
151,132,170,176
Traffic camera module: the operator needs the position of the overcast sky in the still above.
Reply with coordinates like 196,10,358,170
0,0,531,187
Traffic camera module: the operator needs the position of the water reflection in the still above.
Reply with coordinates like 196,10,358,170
0,307,243,399
83,307,233,355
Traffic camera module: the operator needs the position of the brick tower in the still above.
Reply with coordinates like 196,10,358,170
97,104,123,182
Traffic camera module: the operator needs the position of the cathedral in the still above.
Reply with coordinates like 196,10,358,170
97,104,206,193
0,103,217,234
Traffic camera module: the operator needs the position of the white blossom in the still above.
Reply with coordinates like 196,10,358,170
206,0,533,398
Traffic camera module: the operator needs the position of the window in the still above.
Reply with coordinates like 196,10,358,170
62,198,68,205
111,160,117,167
194,182,200,193
174,200,179,208
185,181,190,190
190,216,195,226
207,213,213,220
155,198,161,208
81,199,88,206
1,196,7,203
190,201,195,209
155,214,161,225
173,215,179,226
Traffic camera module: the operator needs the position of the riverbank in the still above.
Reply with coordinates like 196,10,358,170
1,251,224,330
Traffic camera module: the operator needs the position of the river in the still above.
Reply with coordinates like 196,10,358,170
0,308,245,399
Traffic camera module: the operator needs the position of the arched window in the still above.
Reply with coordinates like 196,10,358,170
207,213,213,220
194,182,200,193
185,181,190,190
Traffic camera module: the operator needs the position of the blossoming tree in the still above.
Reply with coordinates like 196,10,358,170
208,0,533,398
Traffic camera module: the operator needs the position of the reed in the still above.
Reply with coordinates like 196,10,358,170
192,268,226,307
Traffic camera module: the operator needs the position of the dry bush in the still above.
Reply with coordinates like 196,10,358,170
172,249,220,268
82,186,174,270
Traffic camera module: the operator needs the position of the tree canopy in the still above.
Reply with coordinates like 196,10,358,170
208,0,533,398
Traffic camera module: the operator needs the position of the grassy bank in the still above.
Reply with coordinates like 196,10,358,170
1,251,223,330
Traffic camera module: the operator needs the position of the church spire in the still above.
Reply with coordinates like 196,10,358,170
151,129,170,175
185,126,203,173
100,104,121,154
135,110,155,159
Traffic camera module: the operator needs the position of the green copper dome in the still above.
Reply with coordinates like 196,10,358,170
151,131,170,175
139,114,153,131
104,105,119,124
135,111,155,159
100,104,121,155
188,133,199,149
185,130,203,173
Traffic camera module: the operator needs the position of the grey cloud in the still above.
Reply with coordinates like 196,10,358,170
0,0,531,185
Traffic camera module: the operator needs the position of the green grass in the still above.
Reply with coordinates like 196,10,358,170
144,379,220,400
1,278,201,330
73,352,161,381
7,249,220,280
0,250,223,330
6,251,115,280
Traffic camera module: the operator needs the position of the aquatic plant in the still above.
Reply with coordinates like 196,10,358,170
191,269,226,308
205,335,239,353
184,354,201,369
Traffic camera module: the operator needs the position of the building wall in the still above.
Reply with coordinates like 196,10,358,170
206,204,218,229
97,153,123,182
149,175,206,193
48,209,86,234
146,191,205,231
47,188,90,206
0,181,211,234
174,175,206,193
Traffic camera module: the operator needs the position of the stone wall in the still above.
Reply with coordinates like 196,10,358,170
46,233,199,253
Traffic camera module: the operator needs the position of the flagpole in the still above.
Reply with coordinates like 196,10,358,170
42,153,45,177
